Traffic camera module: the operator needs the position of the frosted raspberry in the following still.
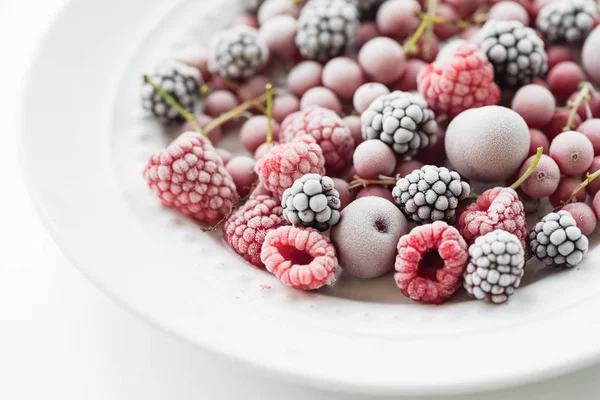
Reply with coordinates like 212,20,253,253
223,195,286,268
255,135,326,201
280,106,355,175
144,132,238,224
457,187,530,259
395,221,469,304
261,226,338,290
417,43,501,118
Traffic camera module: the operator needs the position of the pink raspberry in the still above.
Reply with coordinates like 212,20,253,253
280,106,354,175
261,226,338,290
255,135,326,201
395,221,469,304
144,132,238,224
458,187,531,259
223,195,286,268
417,43,501,118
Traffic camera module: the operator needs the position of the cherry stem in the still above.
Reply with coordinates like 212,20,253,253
510,147,544,190
564,82,593,132
200,84,211,96
558,169,600,209
349,175,397,190
201,180,260,233
143,75,202,134
265,83,274,146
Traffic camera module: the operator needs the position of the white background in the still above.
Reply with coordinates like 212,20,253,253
2,0,600,399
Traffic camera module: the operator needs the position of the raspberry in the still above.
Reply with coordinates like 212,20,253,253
457,187,530,259
417,43,501,118
223,195,286,268
261,226,338,290
280,106,354,175
255,135,326,201
394,221,469,304
144,132,238,224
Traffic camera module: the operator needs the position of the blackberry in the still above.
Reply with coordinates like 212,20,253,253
476,20,548,88
529,210,589,268
141,61,202,124
209,26,269,81
281,174,341,232
464,230,525,304
392,165,470,224
361,91,438,157
295,0,360,61
537,0,597,43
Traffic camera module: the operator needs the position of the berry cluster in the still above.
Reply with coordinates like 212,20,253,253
137,0,600,305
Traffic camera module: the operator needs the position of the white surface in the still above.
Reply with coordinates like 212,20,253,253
2,1,600,399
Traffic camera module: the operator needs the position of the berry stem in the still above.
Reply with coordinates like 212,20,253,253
510,147,544,190
563,82,593,132
265,83,274,146
200,84,211,96
559,169,600,208
143,75,202,133
349,175,397,190
404,0,439,55
416,13,471,29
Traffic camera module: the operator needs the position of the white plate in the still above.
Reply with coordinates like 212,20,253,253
18,0,600,396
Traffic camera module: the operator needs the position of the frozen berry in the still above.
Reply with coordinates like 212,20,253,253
357,22,381,49
529,129,550,156
300,87,343,114
529,210,589,268
259,15,297,62
547,45,576,70
205,90,241,119
586,156,600,195
434,4,461,40
395,221,469,304
550,177,586,207
393,165,471,224
215,148,233,165
518,154,560,198
544,109,582,140
446,106,530,182
342,115,364,146
489,1,530,25
353,140,396,179
331,178,354,210
240,115,281,153
550,130,594,176
257,0,300,24
322,57,365,100
255,135,326,200
376,0,421,39
392,59,426,92
356,186,394,202
272,94,300,123
511,84,556,128
209,26,269,81
223,195,285,267
394,159,425,177
143,132,238,224
254,141,274,161
182,114,222,146
288,61,323,97
331,196,409,279
359,37,407,84
353,83,390,114
238,77,269,100
577,119,600,154
226,156,258,197
583,26,600,84
547,61,586,102
537,0,597,43
261,226,338,290
464,229,525,304
562,202,597,235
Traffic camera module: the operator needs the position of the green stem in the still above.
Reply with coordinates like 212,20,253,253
563,169,600,207
265,83,274,146
563,82,592,132
510,147,544,190
143,75,202,133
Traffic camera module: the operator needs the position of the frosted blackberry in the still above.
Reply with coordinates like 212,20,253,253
295,0,360,61
529,210,589,268
464,230,525,304
476,20,548,88
353,0,384,19
141,61,202,124
281,174,341,232
536,0,597,43
392,165,470,224
361,91,438,157
209,26,269,81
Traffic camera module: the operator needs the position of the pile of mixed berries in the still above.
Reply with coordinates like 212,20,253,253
141,0,600,305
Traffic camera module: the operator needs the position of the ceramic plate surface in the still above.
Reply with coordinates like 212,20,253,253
19,0,600,396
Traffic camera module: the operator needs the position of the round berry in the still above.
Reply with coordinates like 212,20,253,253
353,140,396,179
445,106,530,182
288,61,323,97
394,159,424,177
434,4,461,40
562,202,597,235
547,61,586,102
240,116,281,153
356,186,394,203
259,15,297,62
358,37,407,84
376,0,421,39
585,156,600,196
272,94,300,123
511,84,556,128
392,59,426,92
550,130,594,176
342,115,364,146
353,82,390,114
322,57,365,100
357,22,381,49
237,75,269,102
518,154,561,198
226,156,258,197
545,109,583,140
205,90,241,119
216,148,233,165
583,26,600,84
257,0,300,24
577,118,600,154
488,1,530,25
331,178,354,211
529,128,550,156
182,114,222,146
550,177,586,207
547,45,575,70
331,196,409,279
300,87,342,114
